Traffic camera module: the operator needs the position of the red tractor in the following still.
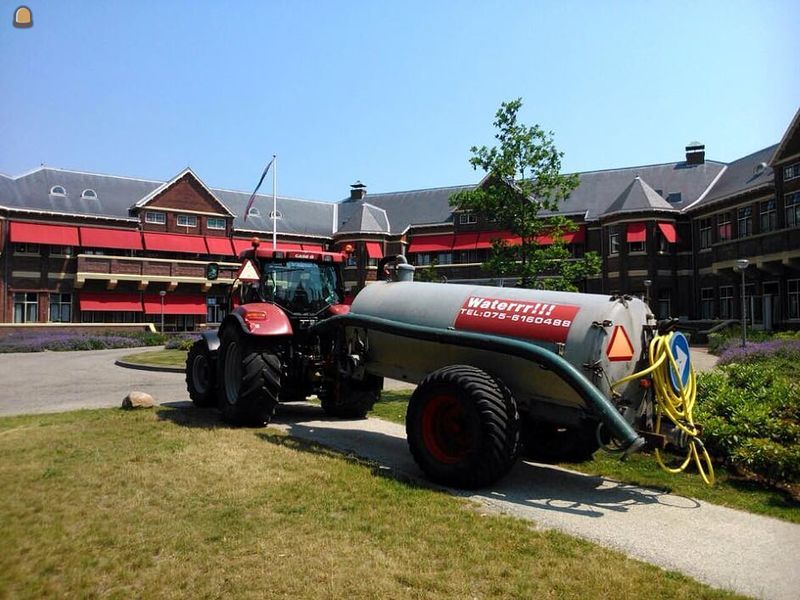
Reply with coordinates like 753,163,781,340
185,239,382,425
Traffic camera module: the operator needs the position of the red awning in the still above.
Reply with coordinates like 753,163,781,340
657,222,677,243
143,294,207,315
626,222,647,243
143,232,207,254
535,233,553,245
80,227,143,250
365,242,384,259
10,221,80,246
205,236,235,256
476,231,521,249
562,225,586,244
79,291,143,312
451,232,479,250
302,243,324,251
408,234,454,253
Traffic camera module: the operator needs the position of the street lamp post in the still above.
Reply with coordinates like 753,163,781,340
735,259,749,347
159,290,167,333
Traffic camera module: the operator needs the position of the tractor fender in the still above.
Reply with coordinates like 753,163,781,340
199,330,220,354
225,304,293,337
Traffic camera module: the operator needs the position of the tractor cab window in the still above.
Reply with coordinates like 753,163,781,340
259,260,342,314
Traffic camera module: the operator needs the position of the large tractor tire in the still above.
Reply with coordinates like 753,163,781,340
216,327,281,426
320,374,382,419
185,340,216,407
406,365,519,489
521,418,600,464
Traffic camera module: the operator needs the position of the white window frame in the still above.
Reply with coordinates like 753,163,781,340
608,231,619,255
784,163,800,181
458,212,477,225
49,292,72,323
145,211,166,225
13,292,38,323
248,207,260,218
50,185,66,196
177,214,197,228
81,189,97,200
269,211,282,220
207,217,226,230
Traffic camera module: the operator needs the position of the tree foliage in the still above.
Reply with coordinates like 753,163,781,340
450,98,600,290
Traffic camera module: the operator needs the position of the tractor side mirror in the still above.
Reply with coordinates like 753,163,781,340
206,262,219,281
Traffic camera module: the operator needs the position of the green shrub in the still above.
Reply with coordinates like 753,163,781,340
696,361,800,485
708,327,800,355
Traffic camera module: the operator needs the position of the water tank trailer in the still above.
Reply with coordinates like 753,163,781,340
313,259,714,488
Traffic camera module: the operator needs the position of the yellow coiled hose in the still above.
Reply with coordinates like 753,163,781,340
610,332,715,485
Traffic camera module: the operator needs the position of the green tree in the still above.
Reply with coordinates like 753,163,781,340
450,98,600,290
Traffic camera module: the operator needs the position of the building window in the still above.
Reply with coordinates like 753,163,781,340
50,185,66,196
785,191,800,228
657,289,671,320
14,243,40,255
789,280,800,320
719,286,734,319
83,249,106,256
81,311,141,324
784,163,800,181
207,217,226,230
13,292,38,323
458,212,477,225
177,214,198,227
628,240,645,253
145,211,166,224
269,211,282,220
248,207,260,218
760,200,777,232
49,293,72,322
737,206,753,238
608,230,619,255
744,283,762,324
437,252,453,265
458,249,479,264
699,218,712,248
207,296,227,323
717,212,732,242
414,253,431,266
700,288,714,319
81,189,97,200
51,246,74,257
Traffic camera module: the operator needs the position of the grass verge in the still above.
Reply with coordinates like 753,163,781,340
0,407,740,599
371,391,800,524
120,349,187,368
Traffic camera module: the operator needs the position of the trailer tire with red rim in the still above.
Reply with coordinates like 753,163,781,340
406,365,519,488
216,327,281,426
186,340,216,407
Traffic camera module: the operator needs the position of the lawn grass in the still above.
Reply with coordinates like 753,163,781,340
0,407,740,599
371,391,800,524
121,348,187,368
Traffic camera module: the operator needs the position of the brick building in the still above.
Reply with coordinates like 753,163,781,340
2,109,799,330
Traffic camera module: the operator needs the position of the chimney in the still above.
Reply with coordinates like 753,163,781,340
350,180,367,201
685,142,705,165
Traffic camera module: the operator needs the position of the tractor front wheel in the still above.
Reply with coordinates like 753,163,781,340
216,327,281,426
406,365,519,488
185,340,216,407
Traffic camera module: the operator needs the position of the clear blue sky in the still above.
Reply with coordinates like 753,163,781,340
1,1,797,201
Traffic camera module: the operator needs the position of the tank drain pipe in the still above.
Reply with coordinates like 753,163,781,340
312,313,645,455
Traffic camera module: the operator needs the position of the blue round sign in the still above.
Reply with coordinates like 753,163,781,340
668,332,692,393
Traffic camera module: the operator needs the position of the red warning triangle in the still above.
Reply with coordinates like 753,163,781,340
236,259,261,282
607,325,634,362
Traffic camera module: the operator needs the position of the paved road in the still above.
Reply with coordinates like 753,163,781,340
6,346,796,600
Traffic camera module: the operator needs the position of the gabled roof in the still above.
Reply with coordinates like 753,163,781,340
604,176,676,216
687,144,777,210
213,189,335,237
337,202,390,234
133,167,235,216
770,107,800,166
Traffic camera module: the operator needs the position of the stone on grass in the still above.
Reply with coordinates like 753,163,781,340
122,391,155,410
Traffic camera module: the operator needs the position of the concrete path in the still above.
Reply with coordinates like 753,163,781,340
268,403,799,600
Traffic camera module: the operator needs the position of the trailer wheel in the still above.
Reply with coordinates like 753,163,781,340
521,419,599,463
216,327,281,426
407,365,519,488
185,340,216,407
320,375,382,419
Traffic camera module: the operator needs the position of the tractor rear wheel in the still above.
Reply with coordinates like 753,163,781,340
186,340,216,407
216,327,281,426
320,374,382,419
406,365,519,488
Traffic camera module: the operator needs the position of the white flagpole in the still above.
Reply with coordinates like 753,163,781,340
272,154,277,250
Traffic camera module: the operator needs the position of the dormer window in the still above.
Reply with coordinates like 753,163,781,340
269,210,282,220
50,185,66,196
248,207,260,217
81,189,98,200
